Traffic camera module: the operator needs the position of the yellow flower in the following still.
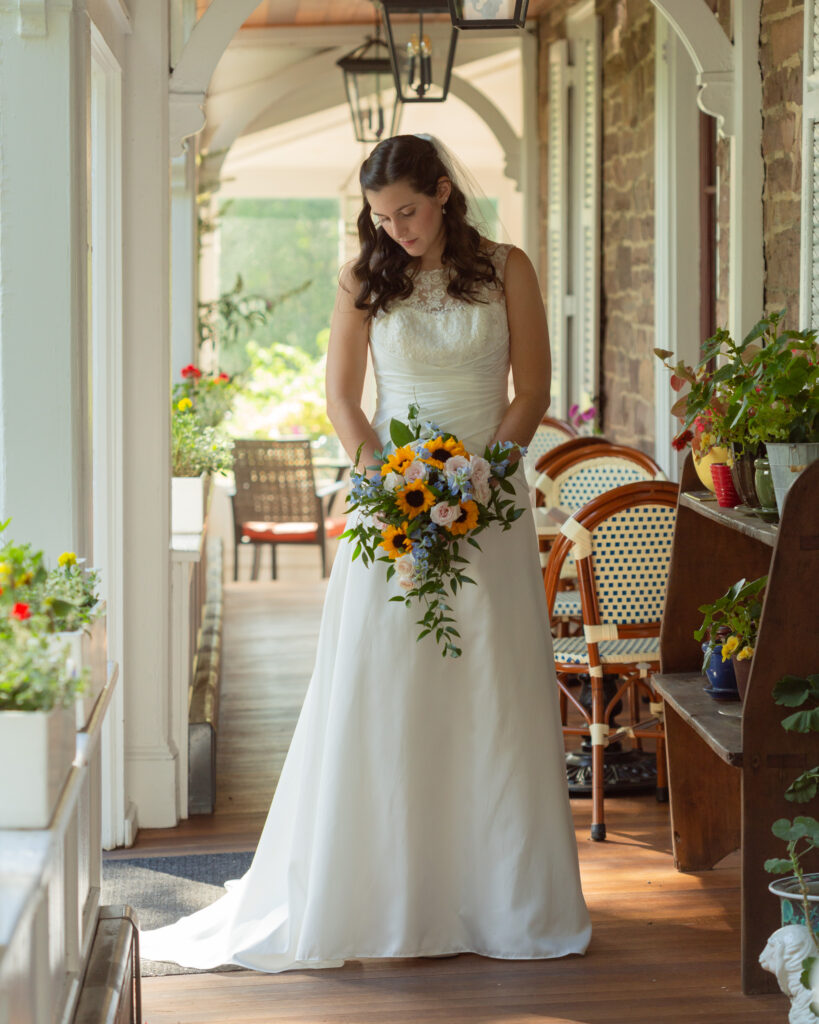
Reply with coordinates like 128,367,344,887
378,522,413,559
396,480,436,519
381,446,415,477
449,500,480,536
721,635,740,661
0,562,11,581
421,435,467,469
14,571,33,587
177,397,193,411
737,645,754,661
58,551,77,568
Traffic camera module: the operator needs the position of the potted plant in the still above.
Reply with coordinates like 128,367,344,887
171,399,234,533
656,327,761,506
740,312,819,516
43,552,106,728
762,672,819,1017
173,364,238,430
0,620,83,827
693,574,767,702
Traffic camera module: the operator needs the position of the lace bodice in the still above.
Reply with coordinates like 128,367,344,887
369,244,514,452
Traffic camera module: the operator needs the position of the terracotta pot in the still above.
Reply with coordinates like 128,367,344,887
710,463,740,508
731,654,752,702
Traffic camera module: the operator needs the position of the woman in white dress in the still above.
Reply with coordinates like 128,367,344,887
140,134,591,973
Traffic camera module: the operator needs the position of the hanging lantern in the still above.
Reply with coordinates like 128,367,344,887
337,36,403,143
446,0,529,30
380,0,458,104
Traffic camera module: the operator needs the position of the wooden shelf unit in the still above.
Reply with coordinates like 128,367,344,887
654,454,819,995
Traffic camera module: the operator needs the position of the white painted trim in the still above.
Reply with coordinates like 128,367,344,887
547,38,569,418
654,14,701,479
449,74,522,188
649,0,734,135
801,0,819,329
520,30,539,264
96,0,129,34
90,22,127,850
728,0,763,341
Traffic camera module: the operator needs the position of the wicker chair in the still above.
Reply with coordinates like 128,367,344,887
231,440,348,580
523,415,579,481
543,480,679,841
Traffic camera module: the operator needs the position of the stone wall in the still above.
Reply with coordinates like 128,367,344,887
761,0,804,328
537,0,657,454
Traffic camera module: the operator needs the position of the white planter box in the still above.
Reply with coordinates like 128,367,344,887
0,705,76,828
48,604,108,730
172,473,209,534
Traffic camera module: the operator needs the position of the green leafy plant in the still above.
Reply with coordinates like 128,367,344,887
694,575,767,670
172,406,234,477
44,553,101,633
0,622,85,712
765,673,819,975
173,365,239,430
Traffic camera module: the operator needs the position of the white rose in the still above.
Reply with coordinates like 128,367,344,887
397,577,414,591
444,455,471,478
430,501,460,527
372,512,388,530
473,478,491,506
394,554,415,578
383,471,404,492
404,460,428,483
470,456,491,488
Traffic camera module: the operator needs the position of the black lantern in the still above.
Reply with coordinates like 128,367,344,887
380,1,458,103
337,36,403,143
447,0,529,30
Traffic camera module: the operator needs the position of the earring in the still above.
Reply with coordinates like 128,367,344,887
442,204,447,216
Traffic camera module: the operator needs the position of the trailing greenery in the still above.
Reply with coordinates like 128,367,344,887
693,575,767,671
0,626,82,712
765,673,819,987
171,406,234,477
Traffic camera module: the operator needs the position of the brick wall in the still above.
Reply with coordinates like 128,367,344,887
761,0,804,328
598,0,656,452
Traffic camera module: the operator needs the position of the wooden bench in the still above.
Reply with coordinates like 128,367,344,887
653,454,819,994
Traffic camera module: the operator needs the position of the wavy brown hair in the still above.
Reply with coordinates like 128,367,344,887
352,135,499,318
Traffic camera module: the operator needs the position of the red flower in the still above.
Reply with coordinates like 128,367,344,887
181,364,202,379
216,373,230,383
671,430,693,451
12,602,30,620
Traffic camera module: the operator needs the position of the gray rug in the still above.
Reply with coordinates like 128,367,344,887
102,851,254,976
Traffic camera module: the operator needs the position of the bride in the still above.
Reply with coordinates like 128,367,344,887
140,134,591,973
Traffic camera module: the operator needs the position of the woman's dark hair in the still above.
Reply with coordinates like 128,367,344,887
352,135,499,318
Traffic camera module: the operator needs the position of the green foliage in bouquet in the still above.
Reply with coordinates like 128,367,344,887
342,405,526,658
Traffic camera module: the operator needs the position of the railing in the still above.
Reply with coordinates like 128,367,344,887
0,662,119,1024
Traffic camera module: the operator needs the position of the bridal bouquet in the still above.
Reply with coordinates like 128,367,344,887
341,404,526,658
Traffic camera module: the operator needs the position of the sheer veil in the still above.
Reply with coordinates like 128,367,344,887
414,132,513,245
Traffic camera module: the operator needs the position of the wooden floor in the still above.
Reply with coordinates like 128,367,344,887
125,544,786,1023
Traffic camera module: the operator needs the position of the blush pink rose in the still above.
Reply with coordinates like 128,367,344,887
443,454,471,477
430,501,460,527
473,478,491,505
470,455,491,487
403,460,427,483
394,554,415,578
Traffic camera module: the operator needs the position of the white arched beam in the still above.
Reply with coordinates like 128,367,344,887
169,0,260,153
651,0,764,350
650,0,733,135
448,74,521,189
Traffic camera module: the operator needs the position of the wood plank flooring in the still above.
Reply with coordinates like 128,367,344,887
126,545,786,1022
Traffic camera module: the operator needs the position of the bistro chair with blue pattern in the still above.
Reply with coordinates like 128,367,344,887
534,443,666,631
543,479,679,841
523,415,578,484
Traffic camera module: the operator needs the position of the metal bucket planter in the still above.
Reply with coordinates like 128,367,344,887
765,442,819,516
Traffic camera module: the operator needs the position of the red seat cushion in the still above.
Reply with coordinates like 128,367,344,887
241,516,346,544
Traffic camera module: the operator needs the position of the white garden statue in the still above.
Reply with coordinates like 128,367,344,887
760,925,819,1024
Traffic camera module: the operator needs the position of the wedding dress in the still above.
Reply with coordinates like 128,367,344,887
140,243,592,972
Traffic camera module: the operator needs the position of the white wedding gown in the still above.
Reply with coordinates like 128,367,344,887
140,243,591,972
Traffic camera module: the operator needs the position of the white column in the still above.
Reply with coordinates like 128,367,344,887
729,0,763,342
654,15,701,478
122,0,178,828
171,146,199,377
0,2,92,562
520,31,539,263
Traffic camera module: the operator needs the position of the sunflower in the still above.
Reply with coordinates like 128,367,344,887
396,480,436,519
421,435,467,469
448,500,479,536
379,522,414,559
381,445,416,477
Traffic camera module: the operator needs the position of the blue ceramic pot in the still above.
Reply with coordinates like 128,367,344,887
702,643,738,694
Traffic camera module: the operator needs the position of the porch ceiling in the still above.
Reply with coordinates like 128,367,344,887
195,0,549,28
